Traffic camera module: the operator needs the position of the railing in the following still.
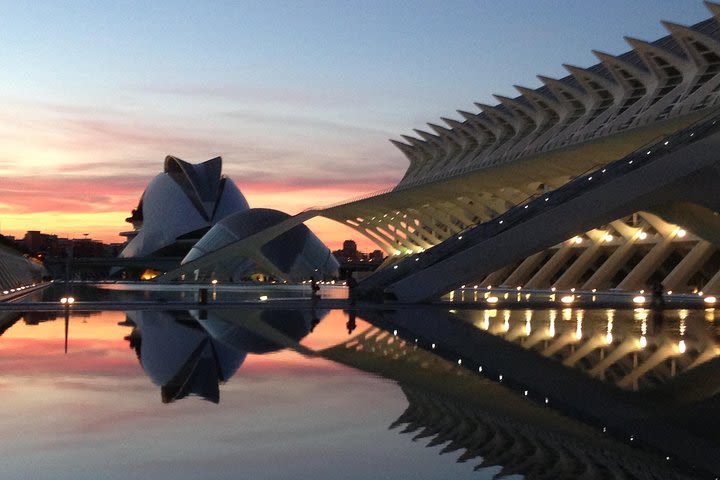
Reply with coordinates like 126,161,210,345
356,111,720,293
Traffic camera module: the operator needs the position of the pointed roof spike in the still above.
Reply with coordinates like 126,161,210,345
473,102,493,111
441,116,463,128
662,20,720,64
706,1,720,18
537,74,589,98
563,63,619,88
442,116,477,136
456,110,477,120
389,139,413,150
474,102,517,122
494,92,539,119
400,134,426,147
458,109,499,134
661,20,687,32
623,35,648,48
428,123,451,135
536,74,557,84
592,49,651,78
413,129,441,143
624,35,688,69
390,139,420,163
515,84,559,103
625,35,685,59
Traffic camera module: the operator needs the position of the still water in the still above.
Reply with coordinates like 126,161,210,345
1,287,719,479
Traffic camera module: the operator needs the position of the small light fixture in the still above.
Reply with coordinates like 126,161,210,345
561,295,574,304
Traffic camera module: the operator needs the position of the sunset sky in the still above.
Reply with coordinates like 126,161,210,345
0,1,709,250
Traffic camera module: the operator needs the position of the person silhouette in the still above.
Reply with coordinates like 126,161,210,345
650,280,665,310
346,310,357,334
347,274,358,304
310,276,320,298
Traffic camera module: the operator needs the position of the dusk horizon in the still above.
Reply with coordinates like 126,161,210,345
0,1,709,250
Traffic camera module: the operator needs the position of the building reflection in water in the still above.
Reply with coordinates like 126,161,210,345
124,308,327,403
111,304,720,478
335,308,720,479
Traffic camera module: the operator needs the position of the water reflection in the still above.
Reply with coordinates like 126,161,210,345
1,304,719,478
124,308,327,403
356,307,720,478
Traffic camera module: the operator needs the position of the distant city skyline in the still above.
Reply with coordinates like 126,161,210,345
0,1,710,250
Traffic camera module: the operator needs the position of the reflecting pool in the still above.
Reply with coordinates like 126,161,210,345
1,290,719,479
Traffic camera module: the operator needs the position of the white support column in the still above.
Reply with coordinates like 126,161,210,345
663,240,715,291
553,240,603,290
583,242,637,290
616,235,676,291
525,247,575,289
480,265,516,288
702,268,720,294
501,251,547,287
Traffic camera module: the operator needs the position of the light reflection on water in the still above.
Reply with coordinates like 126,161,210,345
0,296,719,478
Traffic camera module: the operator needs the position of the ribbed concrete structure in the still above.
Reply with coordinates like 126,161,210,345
315,3,720,299
0,239,45,291
321,324,708,479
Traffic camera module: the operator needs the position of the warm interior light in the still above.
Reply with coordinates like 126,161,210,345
633,295,646,305
572,236,583,245
639,336,647,348
638,231,647,240
676,228,687,238
704,296,717,304
259,295,268,301
560,295,574,304
678,340,686,354
486,296,499,304
603,234,614,242
211,279,218,285
140,269,160,280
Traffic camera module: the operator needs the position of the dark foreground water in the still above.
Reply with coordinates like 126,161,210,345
2,287,720,479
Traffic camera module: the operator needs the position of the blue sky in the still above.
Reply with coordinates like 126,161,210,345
0,0,711,245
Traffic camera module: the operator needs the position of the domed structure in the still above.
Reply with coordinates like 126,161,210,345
124,308,325,403
119,156,249,261
118,156,337,282
125,310,245,403
193,308,326,355
182,208,338,281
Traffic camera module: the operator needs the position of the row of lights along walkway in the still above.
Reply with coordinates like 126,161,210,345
446,285,717,309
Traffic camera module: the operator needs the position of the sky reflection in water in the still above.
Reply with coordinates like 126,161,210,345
0,305,718,479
